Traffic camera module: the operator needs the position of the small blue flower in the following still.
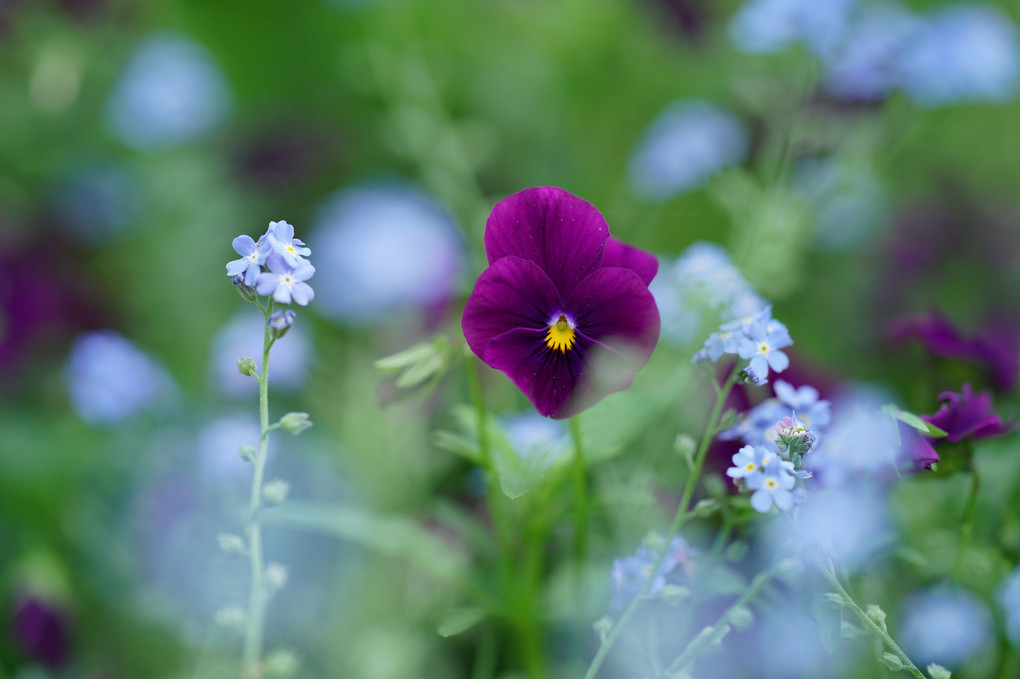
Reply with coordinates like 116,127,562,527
266,220,311,267
225,234,270,286
610,534,693,611
726,444,776,484
746,461,796,512
738,318,792,384
269,309,297,338
256,254,315,306
728,0,857,58
720,398,789,445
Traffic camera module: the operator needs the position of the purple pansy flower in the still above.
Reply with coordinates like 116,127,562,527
11,593,71,668
256,254,315,306
462,187,660,419
225,234,270,286
266,220,311,266
922,384,1011,443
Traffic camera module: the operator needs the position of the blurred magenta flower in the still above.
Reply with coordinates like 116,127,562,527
65,331,173,424
889,313,1019,391
11,593,70,668
311,184,463,325
106,33,229,149
463,187,660,419
922,384,1011,443
629,100,748,201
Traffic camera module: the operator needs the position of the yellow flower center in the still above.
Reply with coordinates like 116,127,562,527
286,245,296,254
545,314,576,352
764,478,778,490
745,462,756,471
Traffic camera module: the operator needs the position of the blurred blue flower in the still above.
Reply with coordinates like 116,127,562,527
651,242,764,346
898,5,1020,107
310,184,463,325
774,379,831,431
900,585,994,667
106,33,229,149
729,0,857,57
226,234,271,286
65,331,172,425
789,484,889,568
210,310,312,397
999,566,1020,644
501,413,569,466
628,100,748,202
196,414,260,483
256,253,316,306
720,398,788,446
610,534,693,611
794,158,888,250
808,393,902,485
53,163,140,242
821,1,918,101
269,309,297,337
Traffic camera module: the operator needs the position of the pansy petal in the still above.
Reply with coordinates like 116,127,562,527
566,267,660,365
484,327,588,419
601,237,659,286
485,187,609,297
462,256,563,361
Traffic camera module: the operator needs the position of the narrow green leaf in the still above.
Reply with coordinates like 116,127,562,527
437,607,485,638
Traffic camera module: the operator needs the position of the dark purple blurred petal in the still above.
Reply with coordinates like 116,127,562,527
903,427,940,470
462,256,562,361
11,594,70,668
601,237,659,286
889,313,981,359
485,327,586,418
484,187,608,298
923,384,1011,443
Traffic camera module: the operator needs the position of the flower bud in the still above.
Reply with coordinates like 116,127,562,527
264,649,301,678
269,309,296,340
265,562,288,591
278,411,312,435
232,274,258,302
263,479,290,505
218,533,247,555
237,357,258,377
866,604,888,632
927,664,952,679
238,444,256,462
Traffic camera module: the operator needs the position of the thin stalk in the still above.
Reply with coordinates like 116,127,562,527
243,299,274,675
570,416,588,562
657,566,777,677
814,556,927,679
583,365,740,679
952,460,980,580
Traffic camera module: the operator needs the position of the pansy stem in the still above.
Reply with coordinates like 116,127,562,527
814,555,927,679
953,459,980,581
243,299,273,675
583,364,740,679
570,416,588,562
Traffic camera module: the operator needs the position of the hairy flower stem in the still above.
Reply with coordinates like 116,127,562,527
583,364,740,679
243,299,274,676
570,417,588,563
953,459,980,580
814,556,927,679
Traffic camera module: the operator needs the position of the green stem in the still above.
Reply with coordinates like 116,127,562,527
814,556,927,679
657,565,777,677
570,416,588,563
583,364,740,679
952,460,980,581
243,299,273,675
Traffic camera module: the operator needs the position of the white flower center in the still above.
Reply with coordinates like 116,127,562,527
757,342,770,355
765,478,778,490
281,274,295,287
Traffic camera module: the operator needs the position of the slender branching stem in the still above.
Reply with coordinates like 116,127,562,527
243,299,273,675
953,458,980,580
583,364,740,679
